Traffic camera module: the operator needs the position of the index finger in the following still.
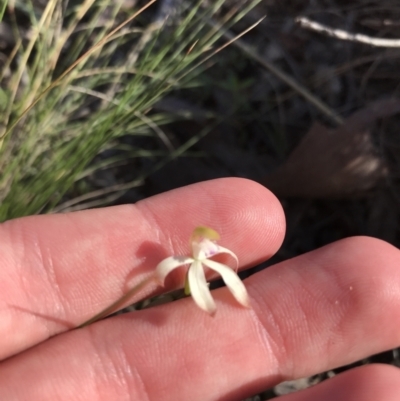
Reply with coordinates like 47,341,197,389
0,177,285,359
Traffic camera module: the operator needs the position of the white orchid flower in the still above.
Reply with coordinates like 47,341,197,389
155,226,250,315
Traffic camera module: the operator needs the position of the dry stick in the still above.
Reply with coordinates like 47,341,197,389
78,275,157,328
297,16,400,48
0,0,157,143
211,20,344,126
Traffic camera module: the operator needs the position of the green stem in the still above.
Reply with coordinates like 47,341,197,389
78,275,156,328
0,0,7,22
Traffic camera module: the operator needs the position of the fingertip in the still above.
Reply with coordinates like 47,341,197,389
138,177,286,267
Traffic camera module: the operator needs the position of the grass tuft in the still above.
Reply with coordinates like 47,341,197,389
0,0,261,221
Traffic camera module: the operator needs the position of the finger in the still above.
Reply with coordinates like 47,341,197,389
251,236,400,379
0,237,399,401
0,177,285,359
277,364,400,401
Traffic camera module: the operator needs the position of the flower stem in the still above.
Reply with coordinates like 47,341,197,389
78,275,156,328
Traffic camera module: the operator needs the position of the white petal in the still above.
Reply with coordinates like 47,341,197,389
194,238,238,268
188,260,216,315
212,245,239,269
155,256,194,285
202,259,250,308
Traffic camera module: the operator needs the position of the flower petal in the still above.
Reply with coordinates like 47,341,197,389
202,259,250,308
212,245,239,269
188,260,216,315
193,238,238,267
155,256,194,285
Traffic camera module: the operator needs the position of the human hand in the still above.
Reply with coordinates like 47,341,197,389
0,178,399,400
